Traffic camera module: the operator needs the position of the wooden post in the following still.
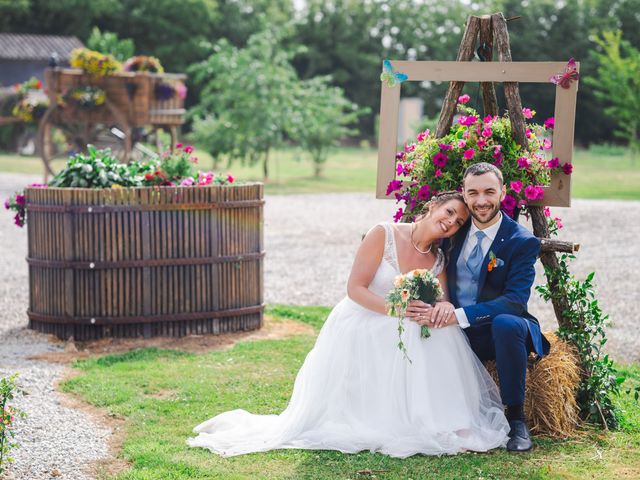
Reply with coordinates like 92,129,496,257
478,15,499,117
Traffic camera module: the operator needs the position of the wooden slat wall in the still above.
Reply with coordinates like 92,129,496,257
25,184,264,340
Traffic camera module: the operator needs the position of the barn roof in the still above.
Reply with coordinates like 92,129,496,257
0,33,84,61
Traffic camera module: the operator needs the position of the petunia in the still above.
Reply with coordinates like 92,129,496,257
15,195,25,205
438,143,453,151
502,194,517,211
396,163,405,175
386,179,403,196
483,115,493,123
396,151,406,161
554,217,564,229
417,184,431,200
458,140,467,148
180,177,195,187
522,107,536,119
458,115,478,126
393,208,404,222
184,145,194,154
517,157,531,169
432,152,448,168
176,143,183,148
416,129,429,142
524,185,539,201
544,207,551,217
458,94,470,104
434,169,442,178
477,138,487,149
404,143,416,153
541,138,552,150
563,163,573,175
544,117,555,129
463,148,475,160
510,180,523,193
547,157,560,169
481,126,492,138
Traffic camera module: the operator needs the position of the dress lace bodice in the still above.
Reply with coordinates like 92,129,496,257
368,222,445,298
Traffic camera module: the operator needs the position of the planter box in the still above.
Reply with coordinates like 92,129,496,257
25,184,264,340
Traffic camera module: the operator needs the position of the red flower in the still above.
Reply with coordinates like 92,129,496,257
563,163,573,175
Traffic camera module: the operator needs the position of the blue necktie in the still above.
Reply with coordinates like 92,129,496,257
466,230,487,280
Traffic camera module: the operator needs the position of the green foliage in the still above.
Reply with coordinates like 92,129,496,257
48,145,152,188
86,26,134,62
587,30,640,160
265,304,331,332
536,253,623,428
0,374,26,475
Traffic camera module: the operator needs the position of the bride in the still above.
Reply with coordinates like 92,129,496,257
187,191,509,458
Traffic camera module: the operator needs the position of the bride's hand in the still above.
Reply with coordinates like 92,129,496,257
405,300,433,324
431,301,455,328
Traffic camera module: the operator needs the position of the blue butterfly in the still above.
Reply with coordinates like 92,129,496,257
380,59,408,87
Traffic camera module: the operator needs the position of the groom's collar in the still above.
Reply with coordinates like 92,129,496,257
469,212,503,242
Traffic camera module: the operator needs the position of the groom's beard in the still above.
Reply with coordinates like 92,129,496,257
469,202,501,224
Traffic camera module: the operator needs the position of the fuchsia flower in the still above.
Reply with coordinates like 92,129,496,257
417,185,431,200
14,195,25,205
483,115,493,123
438,143,453,151
458,140,467,148
404,143,416,153
396,151,406,161
3,199,10,210
502,194,517,211
524,185,545,201
176,143,183,148
547,157,560,169
180,177,195,187
517,157,531,169
477,138,487,149
463,148,475,160
396,163,404,175
435,169,442,178
541,138,552,150
481,126,492,138
227,174,234,183
458,115,478,126
525,128,532,139
510,180,523,193
458,94,470,104
544,117,555,129
416,129,429,142
554,217,564,229
544,207,551,217
386,180,403,196
433,152,448,168
184,145,194,154
462,130,471,139
522,107,536,119
563,162,573,175
393,208,404,222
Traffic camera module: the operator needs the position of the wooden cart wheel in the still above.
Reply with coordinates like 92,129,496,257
38,100,132,181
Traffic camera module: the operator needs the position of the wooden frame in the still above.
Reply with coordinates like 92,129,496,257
376,60,579,207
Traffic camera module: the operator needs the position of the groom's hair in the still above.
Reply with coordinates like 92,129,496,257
462,162,504,187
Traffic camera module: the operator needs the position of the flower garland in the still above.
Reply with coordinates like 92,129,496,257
387,95,573,222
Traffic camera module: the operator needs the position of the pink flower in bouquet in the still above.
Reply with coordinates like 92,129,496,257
432,152,448,168
434,169,442,178
522,107,536,119
416,129,429,142
198,172,214,186
458,94,470,104
517,157,531,169
393,208,404,222
463,148,475,160
541,138,552,150
417,184,431,200
544,117,555,129
510,180,523,193
563,162,573,175
386,179,403,195
14,213,24,227
547,157,560,169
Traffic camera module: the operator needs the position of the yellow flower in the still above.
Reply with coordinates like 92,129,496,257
111,184,123,188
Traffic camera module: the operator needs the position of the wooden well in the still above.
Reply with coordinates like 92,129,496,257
25,184,264,340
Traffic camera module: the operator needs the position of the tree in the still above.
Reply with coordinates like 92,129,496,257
86,27,134,62
587,30,640,161
288,76,365,176
189,29,300,179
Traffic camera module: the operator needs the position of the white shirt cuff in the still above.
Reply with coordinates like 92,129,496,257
454,308,471,329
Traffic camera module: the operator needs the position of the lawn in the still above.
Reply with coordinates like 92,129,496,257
61,305,640,480
1,146,638,199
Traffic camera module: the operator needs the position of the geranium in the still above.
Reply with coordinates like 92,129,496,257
389,102,563,220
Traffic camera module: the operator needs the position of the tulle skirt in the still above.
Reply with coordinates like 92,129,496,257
187,297,509,457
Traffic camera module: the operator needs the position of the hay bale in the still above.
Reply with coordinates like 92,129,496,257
484,332,581,437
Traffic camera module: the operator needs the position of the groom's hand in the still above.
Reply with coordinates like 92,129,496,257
405,300,433,325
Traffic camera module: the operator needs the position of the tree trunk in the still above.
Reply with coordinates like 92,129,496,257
263,149,269,180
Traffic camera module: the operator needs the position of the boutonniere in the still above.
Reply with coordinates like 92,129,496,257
487,251,505,272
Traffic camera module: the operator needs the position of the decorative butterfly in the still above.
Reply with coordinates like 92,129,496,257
380,59,408,88
549,58,580,89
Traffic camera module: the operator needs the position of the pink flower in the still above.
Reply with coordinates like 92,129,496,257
563,163,573,175
3,199,10,209
463,148,475,160
462,130,470,139
458,139,467,148
517,157,531,169
14,213,23,227
184,145,194,154
544,117,555,129
386,180,403,196
15,195,25,205
522,107,536,119
502,194,517,211
526,128,532,139
477,138,487,149
417,184,431,200
541,138,552,150
175,82,188,100
227,174,234,183
416,129,429,142
458,115,478,126
180,177,195,187
438,143,453,151
524,185,539,201
198,172,214,186
393,208,404,222
554,217,564,229
544,207,551,217
432,152,448,168
547,157,560,169
483,115,493,123
481,126,492,138
434,169,442,178
510,180,523,193
396,163,404,175
176,143,183,148
458,94,470,104
404,143,416,153
395,151,406,161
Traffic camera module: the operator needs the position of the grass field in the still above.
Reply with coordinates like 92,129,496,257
1,146,638,199
60,305,640,480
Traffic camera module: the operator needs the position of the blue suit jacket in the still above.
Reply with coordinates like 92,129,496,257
445,214,550,357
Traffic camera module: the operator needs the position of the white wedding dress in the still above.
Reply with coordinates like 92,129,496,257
188,222,509,457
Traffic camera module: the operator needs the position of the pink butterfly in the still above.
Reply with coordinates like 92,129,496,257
549,58,579,89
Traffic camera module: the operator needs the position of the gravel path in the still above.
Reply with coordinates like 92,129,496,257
1,172,639,478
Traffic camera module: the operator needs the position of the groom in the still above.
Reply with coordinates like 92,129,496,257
416,162,550,452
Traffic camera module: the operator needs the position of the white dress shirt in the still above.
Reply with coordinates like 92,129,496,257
454,213,503,328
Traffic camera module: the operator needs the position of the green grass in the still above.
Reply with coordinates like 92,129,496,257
2,146,638,199
60,305,640,480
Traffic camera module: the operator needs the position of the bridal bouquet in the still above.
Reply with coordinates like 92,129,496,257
386,269,443,361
